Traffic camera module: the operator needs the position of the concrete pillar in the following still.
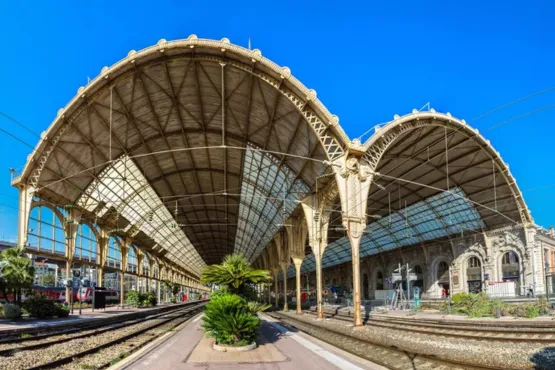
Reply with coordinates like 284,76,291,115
293,257,303,314
525,226,544,295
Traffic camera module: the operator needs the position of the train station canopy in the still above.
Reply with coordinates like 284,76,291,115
15,37,532,276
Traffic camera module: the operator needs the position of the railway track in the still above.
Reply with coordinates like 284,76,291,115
269,312,494,370
366,315,555,342
305,310,555,342
0,302,199,342
0,301,206,370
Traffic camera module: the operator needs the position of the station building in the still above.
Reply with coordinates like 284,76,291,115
11,36,555,325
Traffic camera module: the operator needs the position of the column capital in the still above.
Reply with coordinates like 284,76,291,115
287,216,308,260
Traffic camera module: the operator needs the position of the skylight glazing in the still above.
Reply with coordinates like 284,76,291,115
285,187,484,278
77,156,206,275
234,145,309,262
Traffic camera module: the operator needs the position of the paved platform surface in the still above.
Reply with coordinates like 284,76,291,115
120,313,386,370
0,302,197,332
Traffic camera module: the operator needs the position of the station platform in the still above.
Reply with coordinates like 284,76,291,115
114,312,385,370
0,302,199,334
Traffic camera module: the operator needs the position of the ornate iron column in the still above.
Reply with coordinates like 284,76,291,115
301,195,331,320
333,148,372,326
287,216,308,314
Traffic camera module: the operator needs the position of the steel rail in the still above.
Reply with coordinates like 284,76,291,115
20,303,205,370
0,301,203,343
0,301,206,356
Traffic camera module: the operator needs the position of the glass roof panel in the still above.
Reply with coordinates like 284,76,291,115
234,145,309,262
76,155,206,275
285,187,484,279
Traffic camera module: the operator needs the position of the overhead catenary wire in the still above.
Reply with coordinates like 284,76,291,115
471,85,555,123
6,79,555,267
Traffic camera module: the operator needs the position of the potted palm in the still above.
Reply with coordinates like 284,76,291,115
201,253,271,351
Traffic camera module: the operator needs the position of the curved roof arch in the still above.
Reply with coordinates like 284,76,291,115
20,35,349,187
277,111,534,280
15,36,350,270
362,111,532,227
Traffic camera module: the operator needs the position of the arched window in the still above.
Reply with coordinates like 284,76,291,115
502,251,519,265
143,252,150,276
28,205,65,255
412,265,424,288
106,237,121,269
468,257,481,268
376,271,384,290
74,224,98,263
502,252,520,280
437,261,449,283
127,247,138,274
466,256,482,293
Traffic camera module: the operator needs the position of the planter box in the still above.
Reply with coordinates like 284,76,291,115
213,342,257,352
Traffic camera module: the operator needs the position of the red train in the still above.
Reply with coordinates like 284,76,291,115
0,286,117,303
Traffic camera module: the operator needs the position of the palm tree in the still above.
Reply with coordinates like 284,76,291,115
201,253,271,296
0,245,35,303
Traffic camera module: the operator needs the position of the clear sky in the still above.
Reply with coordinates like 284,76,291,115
0,1,554,242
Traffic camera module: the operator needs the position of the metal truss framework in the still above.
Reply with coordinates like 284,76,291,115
13,38,532,291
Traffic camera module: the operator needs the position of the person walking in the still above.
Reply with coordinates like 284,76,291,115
528,283,535,298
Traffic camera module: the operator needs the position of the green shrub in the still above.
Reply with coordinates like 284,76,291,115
55,303,70,318
0,304,4,318
23,294,56,318
524,303,540,318
3,303,22,320
440,292,550,319
536,297,550,316
211,287,230,299
202,293,260,346
145,293,157,307
125,291,142,307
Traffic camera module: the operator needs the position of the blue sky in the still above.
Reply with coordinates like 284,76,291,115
0,1,554,241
